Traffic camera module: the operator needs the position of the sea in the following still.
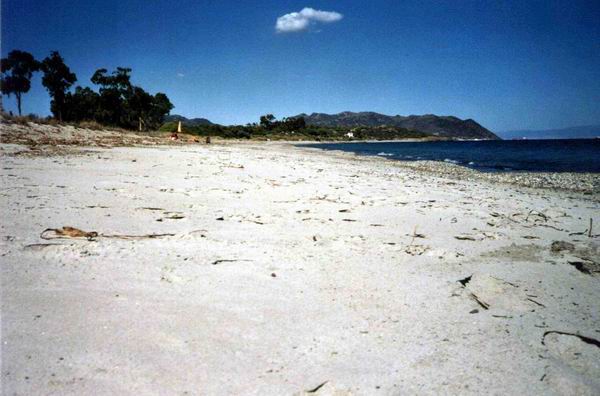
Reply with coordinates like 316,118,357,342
302,139,600,173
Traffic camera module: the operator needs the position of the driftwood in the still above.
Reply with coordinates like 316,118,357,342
41,227,97,240
40,227,174,241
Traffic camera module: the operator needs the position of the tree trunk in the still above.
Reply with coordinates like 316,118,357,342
56,96,64,122
16,93,22,116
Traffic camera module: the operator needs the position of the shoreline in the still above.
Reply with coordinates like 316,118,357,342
290,143,599,195
3,119,596,195
2,119,597,194
3,137,598,195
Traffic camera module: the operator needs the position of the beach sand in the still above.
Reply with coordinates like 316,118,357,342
1,126,599,394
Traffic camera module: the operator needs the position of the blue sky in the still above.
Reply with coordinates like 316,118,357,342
2,0,599,131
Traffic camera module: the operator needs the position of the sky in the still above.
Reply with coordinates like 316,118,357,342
1,0,599,132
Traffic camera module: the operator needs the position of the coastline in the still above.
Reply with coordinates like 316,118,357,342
1,118,597,195
2,135,599,394
291,143,599,195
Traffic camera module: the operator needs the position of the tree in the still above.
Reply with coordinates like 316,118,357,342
113,86,173,130
280,116,305,131
40,51,77,121
126,87,171,130
148,92,174,129
0,50,40,115
61,66,173,130
91,67,133,94
90,67,133,126
260,114,276,129
63,86,99,122
128,86,154,130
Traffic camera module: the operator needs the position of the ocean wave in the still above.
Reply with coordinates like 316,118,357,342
377,152,394,156
444,158,460,164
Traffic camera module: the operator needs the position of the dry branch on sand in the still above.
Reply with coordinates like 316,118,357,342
40,226,175,240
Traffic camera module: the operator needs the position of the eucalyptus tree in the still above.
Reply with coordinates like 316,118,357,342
40,51,77,121
0,50,40,115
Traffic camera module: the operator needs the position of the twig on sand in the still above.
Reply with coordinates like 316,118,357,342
470,293,490,310
211,259,253,265
526,297,545,307
305,381,329,394
525,210,548,223
454,235,478,241
24,243,63,250
406,225,421,246
567,217,599,237
457,275,490,310
542,331,600,348
408,226,426,240
99,233,175,240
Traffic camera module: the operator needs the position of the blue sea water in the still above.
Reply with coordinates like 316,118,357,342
302,139,600,173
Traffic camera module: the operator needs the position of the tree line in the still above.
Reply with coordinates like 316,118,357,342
161,113,428,141
161,113,308,139
259,113,306,131
1,50,173,130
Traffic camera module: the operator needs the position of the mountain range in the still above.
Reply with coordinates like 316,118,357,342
166,111,500,140
499,125,600,140
165,114,213,126
165,112,600,141
293,112,499,140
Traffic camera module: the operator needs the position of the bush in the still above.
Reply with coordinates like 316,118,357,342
44,118,60,126
77,120,105,130
1,112,61,126
159,121,178,132
13,116,30,125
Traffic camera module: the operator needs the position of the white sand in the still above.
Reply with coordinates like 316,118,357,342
1,141,599,395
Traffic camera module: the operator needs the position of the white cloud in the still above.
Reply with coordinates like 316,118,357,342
176,73,185,78
275,7,343,33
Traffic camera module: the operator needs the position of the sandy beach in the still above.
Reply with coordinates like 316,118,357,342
1,126,599,394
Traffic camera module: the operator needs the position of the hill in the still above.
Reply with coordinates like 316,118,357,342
500,125,600,140
293,111,499,140
165,114,213,126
